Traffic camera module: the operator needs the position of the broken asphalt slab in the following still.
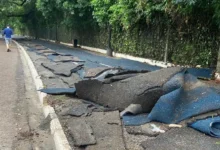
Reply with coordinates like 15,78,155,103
141,127,220,150
60,73,82,88
84,111,126,150
76,67,183,112
84,67,111,78
67,119,96,146
51,55,84,62
41,77,69,88
42,62,83,77
37,49,56,54
61,103,94,117
122,71,220,136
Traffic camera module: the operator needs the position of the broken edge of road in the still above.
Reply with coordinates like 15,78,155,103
13,40,72,150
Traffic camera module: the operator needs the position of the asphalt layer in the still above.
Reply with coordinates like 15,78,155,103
75,67,183,112
32,40,161,71
141,127,220,150
0,39,54,149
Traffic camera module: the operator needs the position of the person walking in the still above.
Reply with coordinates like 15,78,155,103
1,28,4,37
3,25,13,52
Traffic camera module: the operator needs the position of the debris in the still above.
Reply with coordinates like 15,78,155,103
61,104,94,117
39,70,55,78
42,62,83,77
68,119,96,146
56,52,72,56
120,104,143,117
39,88,76,95
39,115,53,131
37,49,55,54
52,55,84,62
126,123,168,137
42,78,69,88
150,124,165,133
84,67,110,78
35,45,48,50
148,72,220,124
123,71,220,129
103,73,139,83
60,73,82,88
168,124,182,128
76,67,183,112
141,128,219,150
85,111,126,150
189,116,220,137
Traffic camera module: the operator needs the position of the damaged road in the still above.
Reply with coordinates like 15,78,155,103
17,39,220,150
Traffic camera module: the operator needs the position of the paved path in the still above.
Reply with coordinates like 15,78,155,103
31,40,161,71
0,39,53,149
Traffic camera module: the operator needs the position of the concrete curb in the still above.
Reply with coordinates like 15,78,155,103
37,38,172,68
13,40,72,150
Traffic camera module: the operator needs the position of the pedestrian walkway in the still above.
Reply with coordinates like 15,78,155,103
0,39,21,148
0,39,54,149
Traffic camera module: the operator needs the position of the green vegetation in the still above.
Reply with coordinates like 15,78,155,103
0,0,220,67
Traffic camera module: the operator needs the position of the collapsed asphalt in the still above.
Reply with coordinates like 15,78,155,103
17,39,220,150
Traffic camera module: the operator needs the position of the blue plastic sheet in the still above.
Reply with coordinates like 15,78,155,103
189,117,220,138
123,71,220,137
148,72,220,124
187,68,213,79
123,114,150,126
39,88,76,95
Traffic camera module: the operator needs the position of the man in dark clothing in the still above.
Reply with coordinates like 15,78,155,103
3,26,13,52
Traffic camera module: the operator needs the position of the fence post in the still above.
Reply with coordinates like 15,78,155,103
55,22,60,44
107,25,113,57
216,44,220,73
164,25,170,62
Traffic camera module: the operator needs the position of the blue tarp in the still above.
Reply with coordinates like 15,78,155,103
123,70,220,137
123,114,150,126
189,117,220,138
187,68,213,79
39,88,76,95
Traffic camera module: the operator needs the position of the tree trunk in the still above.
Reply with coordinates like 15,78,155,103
34,26,38,39
164,25,170,62
55,22,59,43
47,24,50,40
216,45,220,73
107,25,113,57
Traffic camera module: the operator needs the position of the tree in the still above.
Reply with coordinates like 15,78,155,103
213,0,220,72
91,0,116,56
0,0,33,33
0,0,219,68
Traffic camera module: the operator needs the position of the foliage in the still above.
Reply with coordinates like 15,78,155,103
91,0,115,26
0,0,219,67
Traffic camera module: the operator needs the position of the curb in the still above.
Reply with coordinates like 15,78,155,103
13,40,72,150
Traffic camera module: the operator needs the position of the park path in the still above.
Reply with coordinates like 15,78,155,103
0,39,53,149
